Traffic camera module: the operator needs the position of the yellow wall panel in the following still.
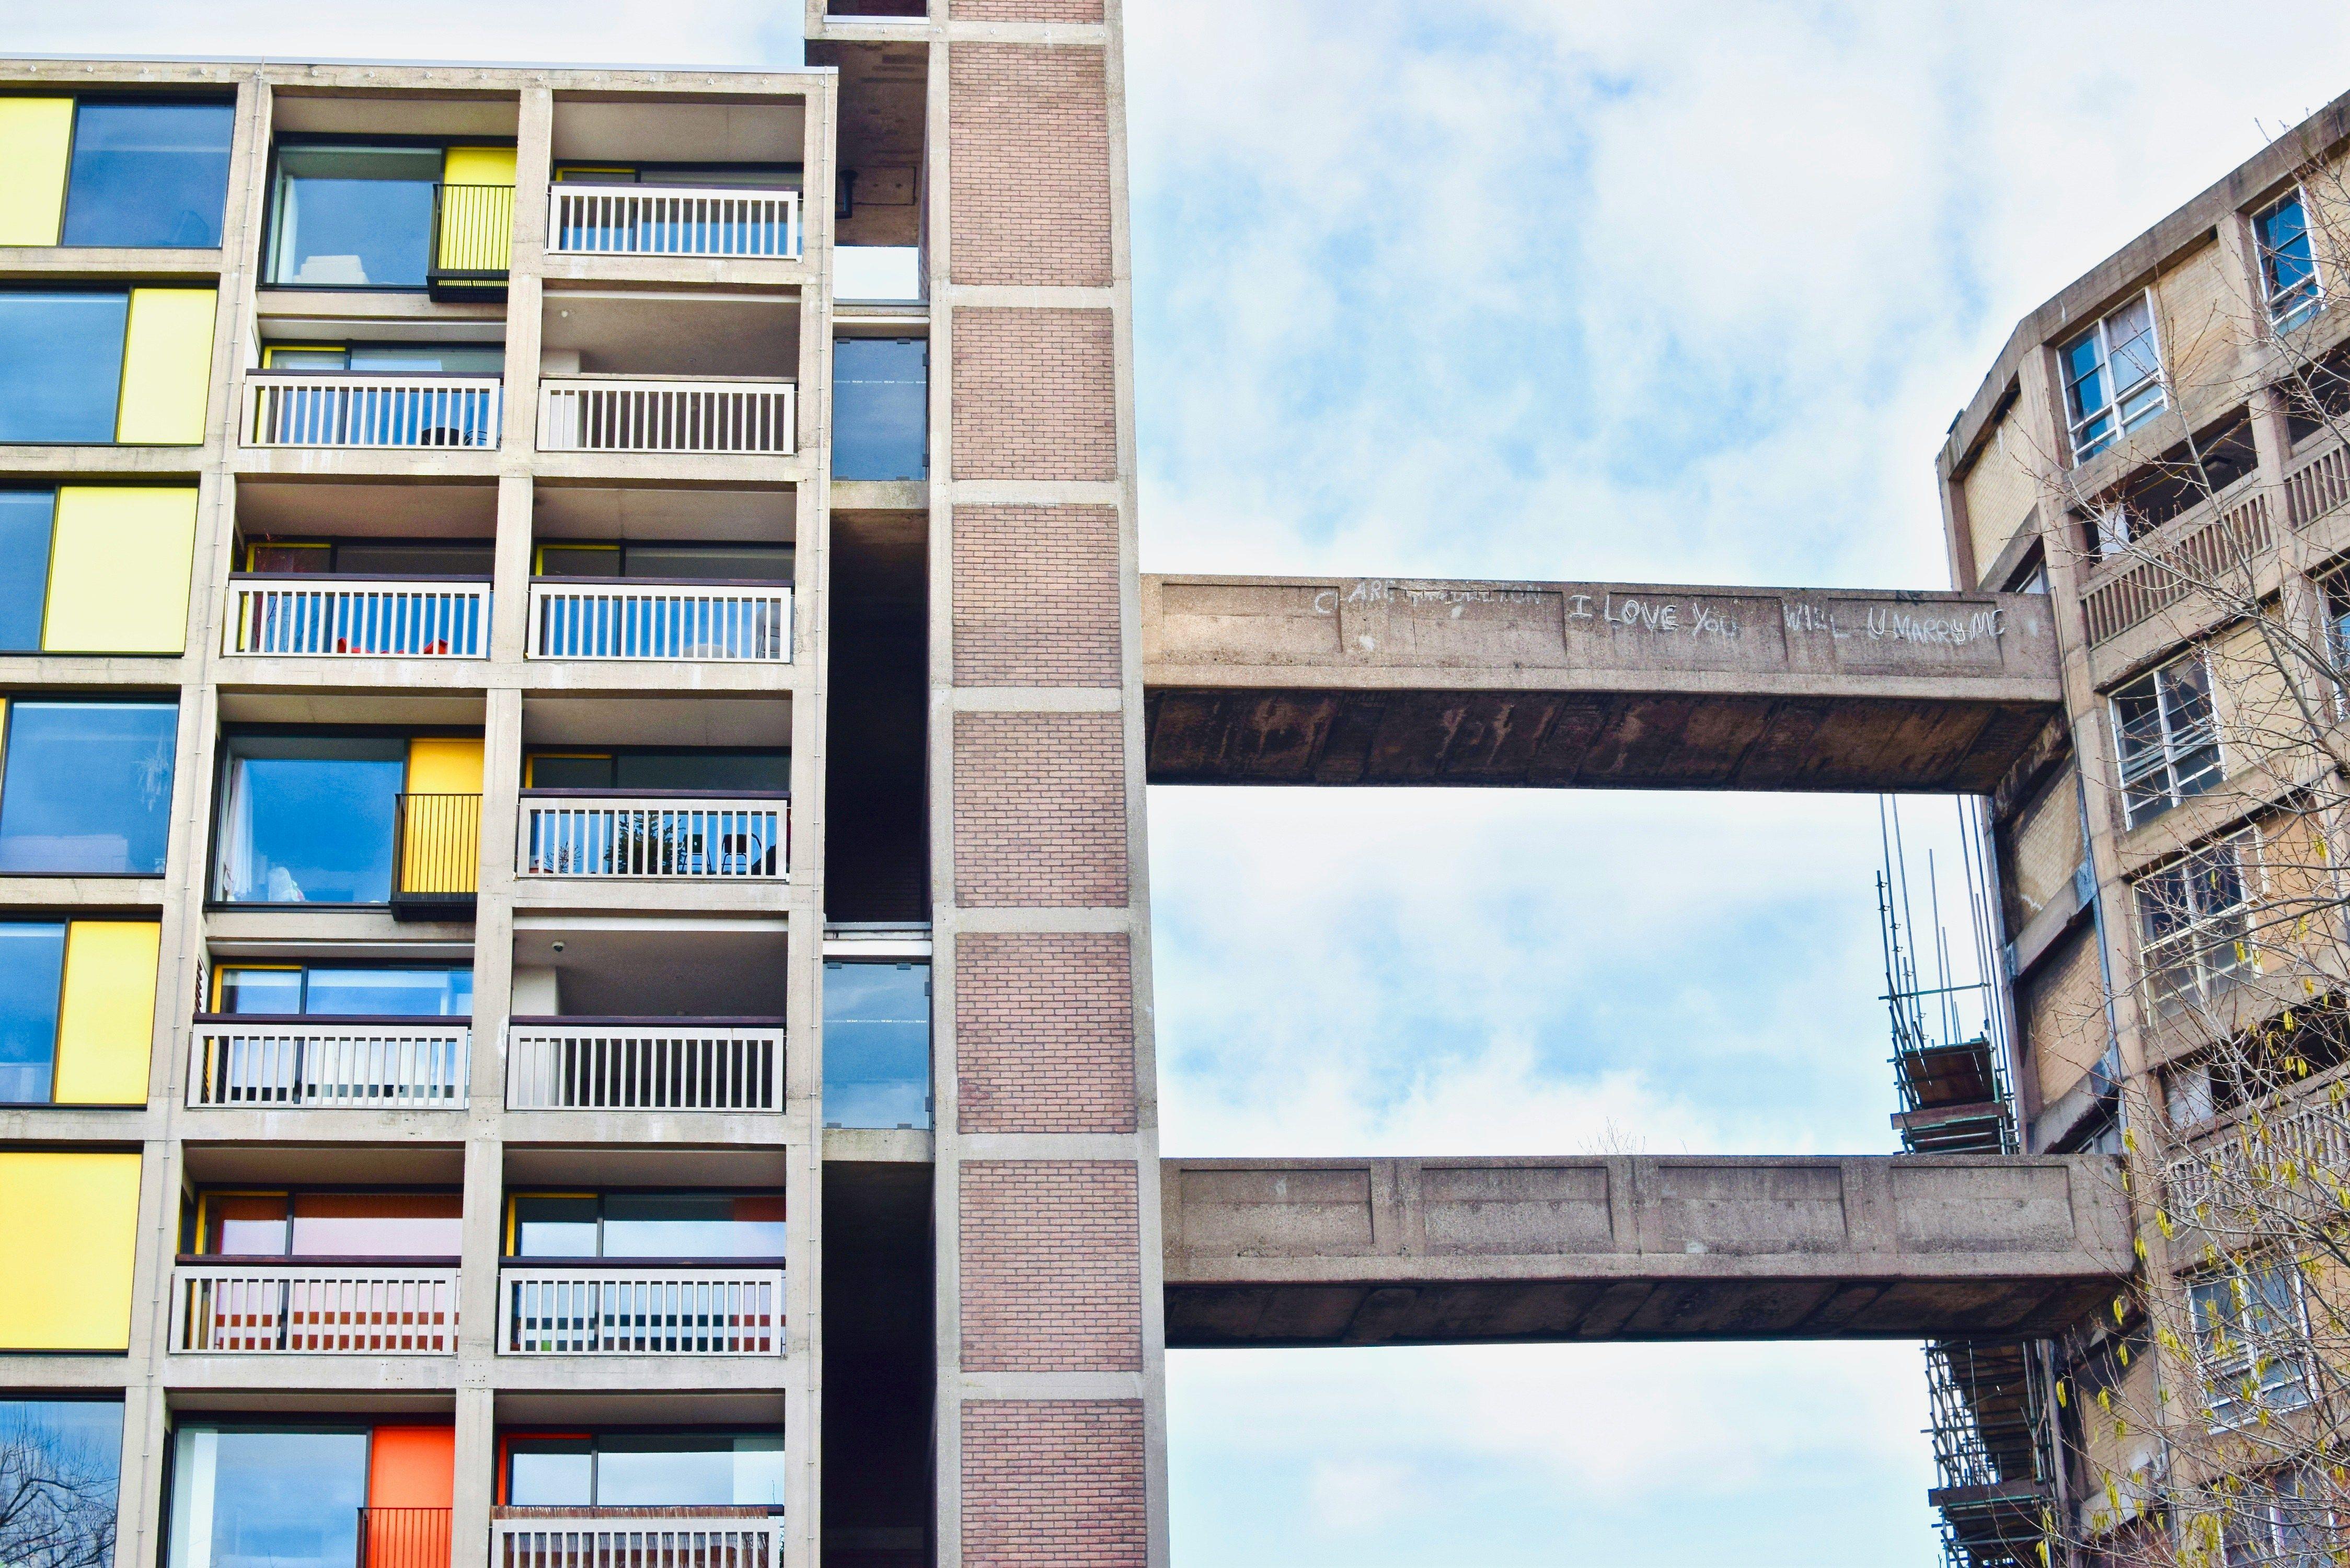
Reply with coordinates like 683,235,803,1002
407,736,485,794
52,921,159,1105
114,287,217,445
44,487,198,654
0,100,73,246
442,147,516,186
403,738,484,894
0,1150,141,1350
439,148,515,276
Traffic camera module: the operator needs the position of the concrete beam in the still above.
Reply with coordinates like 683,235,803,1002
1141,577,2061,792
1161,1156,2132,1346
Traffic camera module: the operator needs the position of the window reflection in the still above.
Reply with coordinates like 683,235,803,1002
214,964,472,1017
0,293,129,444
0,492,54,650
62,102,235,249
823,960,930,1129
832,338,926,481
0,1398,123,1568
194,1191,463,1258
166,1427,368,1568
213,736,405,903
0,701,177,874
505,1434,784,1507
267,147,440,288
509,1192,786,1259
0,923,64,1104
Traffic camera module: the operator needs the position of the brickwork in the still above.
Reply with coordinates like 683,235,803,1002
952,712,1129,906
949,44,1112,287
957,932,1136,1133
952,505,1122,686
951,309,1119,482
961,1400,1147,1568
951,0,1105,19
961,1161,1142,1369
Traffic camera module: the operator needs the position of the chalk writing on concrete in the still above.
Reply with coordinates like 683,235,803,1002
1566,593,1741,641
1782,601,2006,645
1313,580,1553,616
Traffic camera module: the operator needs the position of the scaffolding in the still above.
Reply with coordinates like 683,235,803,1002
1880,799,2059,1568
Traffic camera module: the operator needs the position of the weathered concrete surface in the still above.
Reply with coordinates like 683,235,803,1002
1161,1156,2131,1345
1142,576,2061,791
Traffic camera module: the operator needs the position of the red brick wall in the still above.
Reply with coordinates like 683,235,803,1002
952,505,1122,687
952,712,1128,906
950,309,1118,482
949,44,1111,287
962,1400,1146,1568
961,1160,1142,1369
950,0,1105,20
957,932,1136,1133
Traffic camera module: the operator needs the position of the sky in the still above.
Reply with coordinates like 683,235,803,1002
15,1,2350,1562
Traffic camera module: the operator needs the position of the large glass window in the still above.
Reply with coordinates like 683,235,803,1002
0,292,128,444
2256,190,2322,331
2111,654,2222,828
213,735,406,903
0,492,54,650
193,1191,462,1258
2135,832,2255,1012
62,101,235,249
166,1427,368,1568
823,960,930,1129
0,1398,123,1568
537,543,794,583
2062,292,2165,463
0,922,67,1104
214,963,472,1017
506,1434,784,1508
509,1192,787,1259
832,338,927,481
266,147,441,289
0,701,177,874
524,749,790,792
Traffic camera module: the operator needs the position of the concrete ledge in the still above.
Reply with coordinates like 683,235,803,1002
1162,1155,2131,1345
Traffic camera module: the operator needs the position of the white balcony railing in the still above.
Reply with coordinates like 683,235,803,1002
224,577,491,658
548,183,801,260
493,1511,782,1568
527,581,792,662
246,373,503,449
172,1264,459,1354
537,377,796,456
188,1018,471,1109
517,794,787,881
506,1018,785,1111
499,1269,785,1355
2163,1096,2350,1215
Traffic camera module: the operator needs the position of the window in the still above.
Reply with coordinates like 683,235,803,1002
0,289,214,446
2221,1467,2339,1565
507,1192,786,1259
523,748,791,792
241,537,496,579
267,146,442,287
2136,833,2255,1011
535,542,794,582
505,1433,785,1508
2255,191,2323,331
0,1398,123,1568
0,701,178,874
213,735,407,903
213,963,472,1018
2063,293,2166,462
166,1427,370,1568
62,101,236,249
0,920,159,1106
2322,569,2350,685
190,1191,462,1258
833,338,927,481
259,341,506,375
2190,1259,2309,1426
2111,655,2221,827
823,959,930,1129
0,488,199,655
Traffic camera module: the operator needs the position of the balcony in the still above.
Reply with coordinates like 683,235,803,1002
246,372,504,449
506,1018,784,1111
360,1507,454,1568
391,792,483,921
224,577,491,658
527,580,791,662
492,1510,781,1568
187,1016,471,1109
498,1267,785,1355
537,377,796,456
517,793,787,881
548,184,800,261
2162,1090,2350,1216
432,182,515,301
171,1262,459,1353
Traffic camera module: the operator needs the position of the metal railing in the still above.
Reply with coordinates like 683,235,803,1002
223,577,490,659
492,1511,781,1568
527,581,792,661
506,1018,785,1111
434,182,515,282
393,793,483,904
499,1269,785,1355
172,1264,459,1353
517,793,787,880
359,1507,453,1568
188,1018,470,1108
2081,489,2273,647
537,378,796,455
246,373,504,449
547,183,800,260
2163,1094,2350,1215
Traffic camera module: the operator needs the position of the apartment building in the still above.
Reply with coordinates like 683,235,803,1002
1940,94,2350,1559
0,0,1152,1561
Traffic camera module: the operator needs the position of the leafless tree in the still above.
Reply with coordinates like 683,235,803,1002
0,1410,119,1568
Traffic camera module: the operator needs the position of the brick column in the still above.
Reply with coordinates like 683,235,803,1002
930,1,1167,1562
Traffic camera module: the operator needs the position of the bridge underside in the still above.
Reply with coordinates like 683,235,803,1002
1141,575,2062,793
1161,1156,2131,1347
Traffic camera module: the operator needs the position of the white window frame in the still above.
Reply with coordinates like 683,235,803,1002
2111,653,2224,828
2133,828,2258,1011
2221,1466,2340,1564
2254,187,2324,332
2190,1259,2310,1431
2063,290,2168,464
